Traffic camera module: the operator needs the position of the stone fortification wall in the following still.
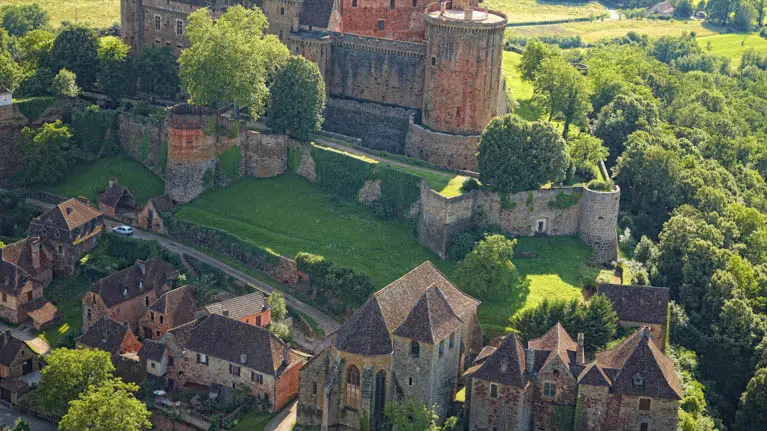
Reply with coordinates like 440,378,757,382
242,132,293,178
328,33,425,109
164,107,218,203
578,186,620,263
478,188,582,236
416,183,475,258
404,118,480,171
118,112,167,177
323,97,416,153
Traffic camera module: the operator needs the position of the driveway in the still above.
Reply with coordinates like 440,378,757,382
0,402,56,431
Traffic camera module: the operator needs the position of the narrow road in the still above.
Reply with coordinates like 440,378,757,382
0,402,56,431
265,400,297,431
104,220,340,351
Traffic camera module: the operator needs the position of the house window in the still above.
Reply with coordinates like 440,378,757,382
536,218,547,233
57,245,63,255
408,377,414,386
54,229,60,238
390,0,395,9
410,340,420,358
26,292,32,302
150,361,155,369
176,19,183,36
156,330,160,337
438,339,445,357
352,0,357,7
145,296,150,306
197,353,208,365
640,423,649,431
311,381,317,394
633,373,644,389
155,15,161,31
431,56,436,66
256,316,262,326
412,0,417,6
344,365,361,409
639,398,651,411
280,6,285,15
543,382,556,398
1,293,6,303
279,30,283,40
150,312,155,322
87,308,91,320
251,371,263,384
229,364,241,376
160,315,164,324
449,332,455,349
490,383,498,398
377,20,385,31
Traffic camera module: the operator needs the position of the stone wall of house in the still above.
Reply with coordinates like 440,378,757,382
468,378,530,431
333,350,393,430
576,384,610,431
297,349,331,427
118,112,167,177
276,362,303,411
604,395,679,431
531,357,578,430
110,289,163,334
323,98,416,153
404,120,480,171
241,132,291,178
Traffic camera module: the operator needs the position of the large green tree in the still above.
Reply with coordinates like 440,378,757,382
135,45,180,99
97,36,131,102
478,114,570,194
59,379,151,431
178,5,289,116
50,24,100,90
37,348,115,417
736,368,767,430
518,40,554,83
52,68,81,98
534,55,591,140
17,121,78,186
0,4,48,37
268,56,326,140
268,291,288,321
384,400,457,431
595,93,659,157
453,234,522,300
0,48,21,91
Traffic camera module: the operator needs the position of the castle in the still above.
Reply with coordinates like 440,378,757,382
119,0,508,171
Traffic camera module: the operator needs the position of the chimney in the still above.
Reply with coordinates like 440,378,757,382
30,237,41,270
109,177,118,188
641,327,652,340
137,260,146,275
240,353,247,364
525,348,535,375
576,333,585,366
440,1,446,14
283,344,290,366
3,329,11,346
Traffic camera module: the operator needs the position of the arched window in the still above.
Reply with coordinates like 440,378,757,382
410,340,420,358
345,365,361,409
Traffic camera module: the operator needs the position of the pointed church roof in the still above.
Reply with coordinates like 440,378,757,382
331,297,392,356
393,286,463,344
468,332,527,388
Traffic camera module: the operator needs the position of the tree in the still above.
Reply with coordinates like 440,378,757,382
576,294,619,349
134,45,180,99
453,234,522,300
17,121,77,186
268,56,326,140
0,49,21,91
268,291,288,321
0,4,48,37
675,0,695,18
37,348,115,417
733,0,757,30
478,114,570,194
736,368,767,430
97,36,131,102
518,40,554,83
707,0,734,24
384,400,458,431
10,418,30,431
595,94,659,157
18,29,54,70
50,24,100,90
568,133,608,179
52,68,81,98
269,321,290,340
534,55,591,140
178,5,289,116
59,379,151,431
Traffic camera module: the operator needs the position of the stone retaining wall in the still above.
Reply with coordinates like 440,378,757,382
118,112,166,177
404,118,480,171
323,97,416,153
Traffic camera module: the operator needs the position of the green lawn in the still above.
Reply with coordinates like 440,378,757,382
502,51,545,122
231,411,276,431
512,18,723,42
46,155,164,206
698,33,767,66
40,275,88,348
479,236,599,338
175,174,453,288
2,0,121,29
482,0,607,24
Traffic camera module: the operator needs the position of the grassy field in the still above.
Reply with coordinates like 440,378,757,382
176,173,453,288
230,411,276,431
698,33,767,66
40,275,87,347
1,0,121,29
46,155,164,205
512,18,722,42
482,0,607,24
502,51,545,122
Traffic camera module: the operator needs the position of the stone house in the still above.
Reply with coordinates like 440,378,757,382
296,261,482,430
140,285,198,341
139,339,168,382
597,284,670,351
1,237,54,289
28,198,104,277
164,314,306,412
465,324,682,431
199,291,271,328
82,257,179,335
76,317,143,361
138,195,174,234
0,260,59,329
0,330,41,405
97,177,137,219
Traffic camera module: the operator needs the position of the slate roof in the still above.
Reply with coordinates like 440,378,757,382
299,0,336,28
203,291,270,321
467,333,527,388
0,332,33,367
139,339,167,362
594,327,682,399
393,286,463,344
37,199,102,231
90,257,178,308
1,237,52,282
150,285,197,329
330,261,479,355
596,284,670,325
528,322,578,373
184,314,303,376
98,181,135,208
0,261,31,295
473,346,497,365
76,318,134,355
149,195,174,213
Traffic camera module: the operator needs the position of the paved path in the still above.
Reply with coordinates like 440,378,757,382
265,400,297,431
0,402,56,431
104,220,340,352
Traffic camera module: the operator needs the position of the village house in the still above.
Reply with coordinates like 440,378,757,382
1,237,53,289
81,257,179,335
138,194,174,234
597,284,670,351
465,324,682,431
0,330,42,405
140,285,197,341
296,261,483,430
199,291,271,328
162,314,306,412
27,198,104,277
76,317,143,361
97,177,137,219
139,339,168,383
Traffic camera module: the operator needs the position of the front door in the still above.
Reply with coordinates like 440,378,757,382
22,359,32,375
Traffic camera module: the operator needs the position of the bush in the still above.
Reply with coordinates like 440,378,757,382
586,179,614,191
453,234,522,299
460,177,481,193
295,251,375,311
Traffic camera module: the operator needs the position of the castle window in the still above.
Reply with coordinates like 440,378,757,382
640,423,649,431
229,364,241,376
145,296,150,307
352,0,357,7
438,339,445,357
57,245,63,255
155,39,161,45
155,15,162,31
543,382,556,398
410,340,420,358
345,365,361,409
160,315,164,324
377,20,385,31
639,398,651,411
412,0,417,6
449,332,455,349
311,381,317,394
489,383,498,398
279,30,283,40
54,229,60,238
408,377,413,386
281,7,285,15
87,308,91,320
390,0,395,9
176,19,184,36
431,56,436,66
156,330,160,337
150,312,155,321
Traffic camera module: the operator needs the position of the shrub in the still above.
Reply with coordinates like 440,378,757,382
453,234,522,299
548,192,581,209
586,179,614,191
460,177,480,193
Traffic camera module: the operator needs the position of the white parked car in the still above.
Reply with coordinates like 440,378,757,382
111,225,134,236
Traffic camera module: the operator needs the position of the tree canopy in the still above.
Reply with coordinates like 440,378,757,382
97,36,131,102
268,56,326,140
135,45,180,99
59,379,151,431
17,120,78,186
0,4,48,37
50,25,100,90
453,234,522,300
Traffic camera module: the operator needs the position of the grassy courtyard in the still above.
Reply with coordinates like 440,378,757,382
46,155,164,205
502,51,545,122
1,0,121,29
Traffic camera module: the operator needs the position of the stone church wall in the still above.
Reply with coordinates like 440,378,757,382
323,97,415,153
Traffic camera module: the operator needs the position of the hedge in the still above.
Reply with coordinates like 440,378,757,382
15,97,56,121
295,251,375,313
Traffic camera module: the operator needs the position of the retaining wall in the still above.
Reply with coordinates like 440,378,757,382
323,97,416,153
404,118,480,171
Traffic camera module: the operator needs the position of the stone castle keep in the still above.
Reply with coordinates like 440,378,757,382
120,0,508,171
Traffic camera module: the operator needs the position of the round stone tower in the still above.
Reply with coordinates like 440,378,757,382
422,2,507,135
165,104,218,204
578,185,621,263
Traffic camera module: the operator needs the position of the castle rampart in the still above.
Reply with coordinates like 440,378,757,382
578,186,621,263
323,97,417,152
404,115,480,171
164,105,218,203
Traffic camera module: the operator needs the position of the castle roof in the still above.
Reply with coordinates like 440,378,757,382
299,0,335,28
527,322,578,373
596,284,669,325
38,198,102,231
89,257,178,308
466,333,527,388
330,261,479,355
150,285,198,329
202,291,270,321
76,318,135,355
595,327,682,399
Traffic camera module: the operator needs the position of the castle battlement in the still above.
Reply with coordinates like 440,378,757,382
330,32,426,57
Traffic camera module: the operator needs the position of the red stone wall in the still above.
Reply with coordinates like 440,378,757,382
468,378,530,430
238,309,271,328
339,0,426,41
167,126,216,164
275,362,302,411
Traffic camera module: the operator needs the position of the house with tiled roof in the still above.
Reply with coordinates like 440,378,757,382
163,314,306,411
0,330,41,405
1,237,53,289
81,257,178,335
140,285,198,340
0,258,59,329
28,198,104,276
97,177,137,218
138,194,174,234
139,339,168,381
76,317,142,360
464,324,682,431
597,284,670,351
296,261,482,430
200,291,271,328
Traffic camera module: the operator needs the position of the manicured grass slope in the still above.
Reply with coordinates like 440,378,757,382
512,18,721,42
176,174,453,288
482,0,606,24
47,155,164,205
2,0,121,29
698,33,767,66
502,51,545,122
230,411,275,431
